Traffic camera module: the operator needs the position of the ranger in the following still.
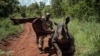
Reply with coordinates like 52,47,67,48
37,13,54,54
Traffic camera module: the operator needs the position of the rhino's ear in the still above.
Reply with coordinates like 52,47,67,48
65,17,70,25
54,22,58,26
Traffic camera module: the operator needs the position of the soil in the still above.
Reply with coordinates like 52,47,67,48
0,22,56,56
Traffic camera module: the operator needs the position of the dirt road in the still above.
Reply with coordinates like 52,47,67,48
5,22,56,56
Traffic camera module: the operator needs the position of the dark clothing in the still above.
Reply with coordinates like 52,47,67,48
42,18,53,31
37,17,54,53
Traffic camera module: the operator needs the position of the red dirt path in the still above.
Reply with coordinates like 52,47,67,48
1,22,56,56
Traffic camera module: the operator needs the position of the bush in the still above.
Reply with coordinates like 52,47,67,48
0,17,22,40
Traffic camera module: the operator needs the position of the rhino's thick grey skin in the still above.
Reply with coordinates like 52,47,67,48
49,17,75,56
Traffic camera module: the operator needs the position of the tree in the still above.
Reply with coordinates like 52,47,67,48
62,0,100,21
0,0,19,17
19,5,27,17
39,2,45,10
51,0,65,17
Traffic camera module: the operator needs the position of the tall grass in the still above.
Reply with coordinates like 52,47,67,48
52,18,100,56
0,17,22,56
0,17,100,56
0,17,22,40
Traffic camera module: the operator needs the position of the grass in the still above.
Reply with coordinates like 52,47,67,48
0,49,12,56
0,17,22,40
52,18,100,56
0,17,22,56
0,16,37,55
0,17,100,56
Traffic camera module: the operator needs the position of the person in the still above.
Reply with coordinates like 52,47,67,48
37,13,54,54
42,13,53,31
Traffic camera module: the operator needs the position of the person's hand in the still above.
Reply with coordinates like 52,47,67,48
51,29,55,32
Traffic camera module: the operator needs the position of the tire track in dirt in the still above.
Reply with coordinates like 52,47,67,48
7,22,55,56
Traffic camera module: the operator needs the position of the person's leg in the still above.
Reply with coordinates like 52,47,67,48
48,36,52,48
38,36,44,54
36,36,42,52
48,34,54,49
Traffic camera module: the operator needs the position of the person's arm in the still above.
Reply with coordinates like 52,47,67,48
50,20,53,29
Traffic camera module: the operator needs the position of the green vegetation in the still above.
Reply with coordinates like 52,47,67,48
0,0,19,17
0,49,12,56
69,19,100,56
0,17,22,40
52,18,100,56
0,0,100,56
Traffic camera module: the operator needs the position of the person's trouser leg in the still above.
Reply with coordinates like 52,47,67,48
38,36,44,53
48,34,54,48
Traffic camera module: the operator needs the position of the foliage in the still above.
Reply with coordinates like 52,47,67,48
69,19,100,56
0,17,22,40
52,18,100,56
65,0,100,22
0,49,11,56
0,0,100,56
0,0,19,17
50,0,100,22
51,0,65,17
